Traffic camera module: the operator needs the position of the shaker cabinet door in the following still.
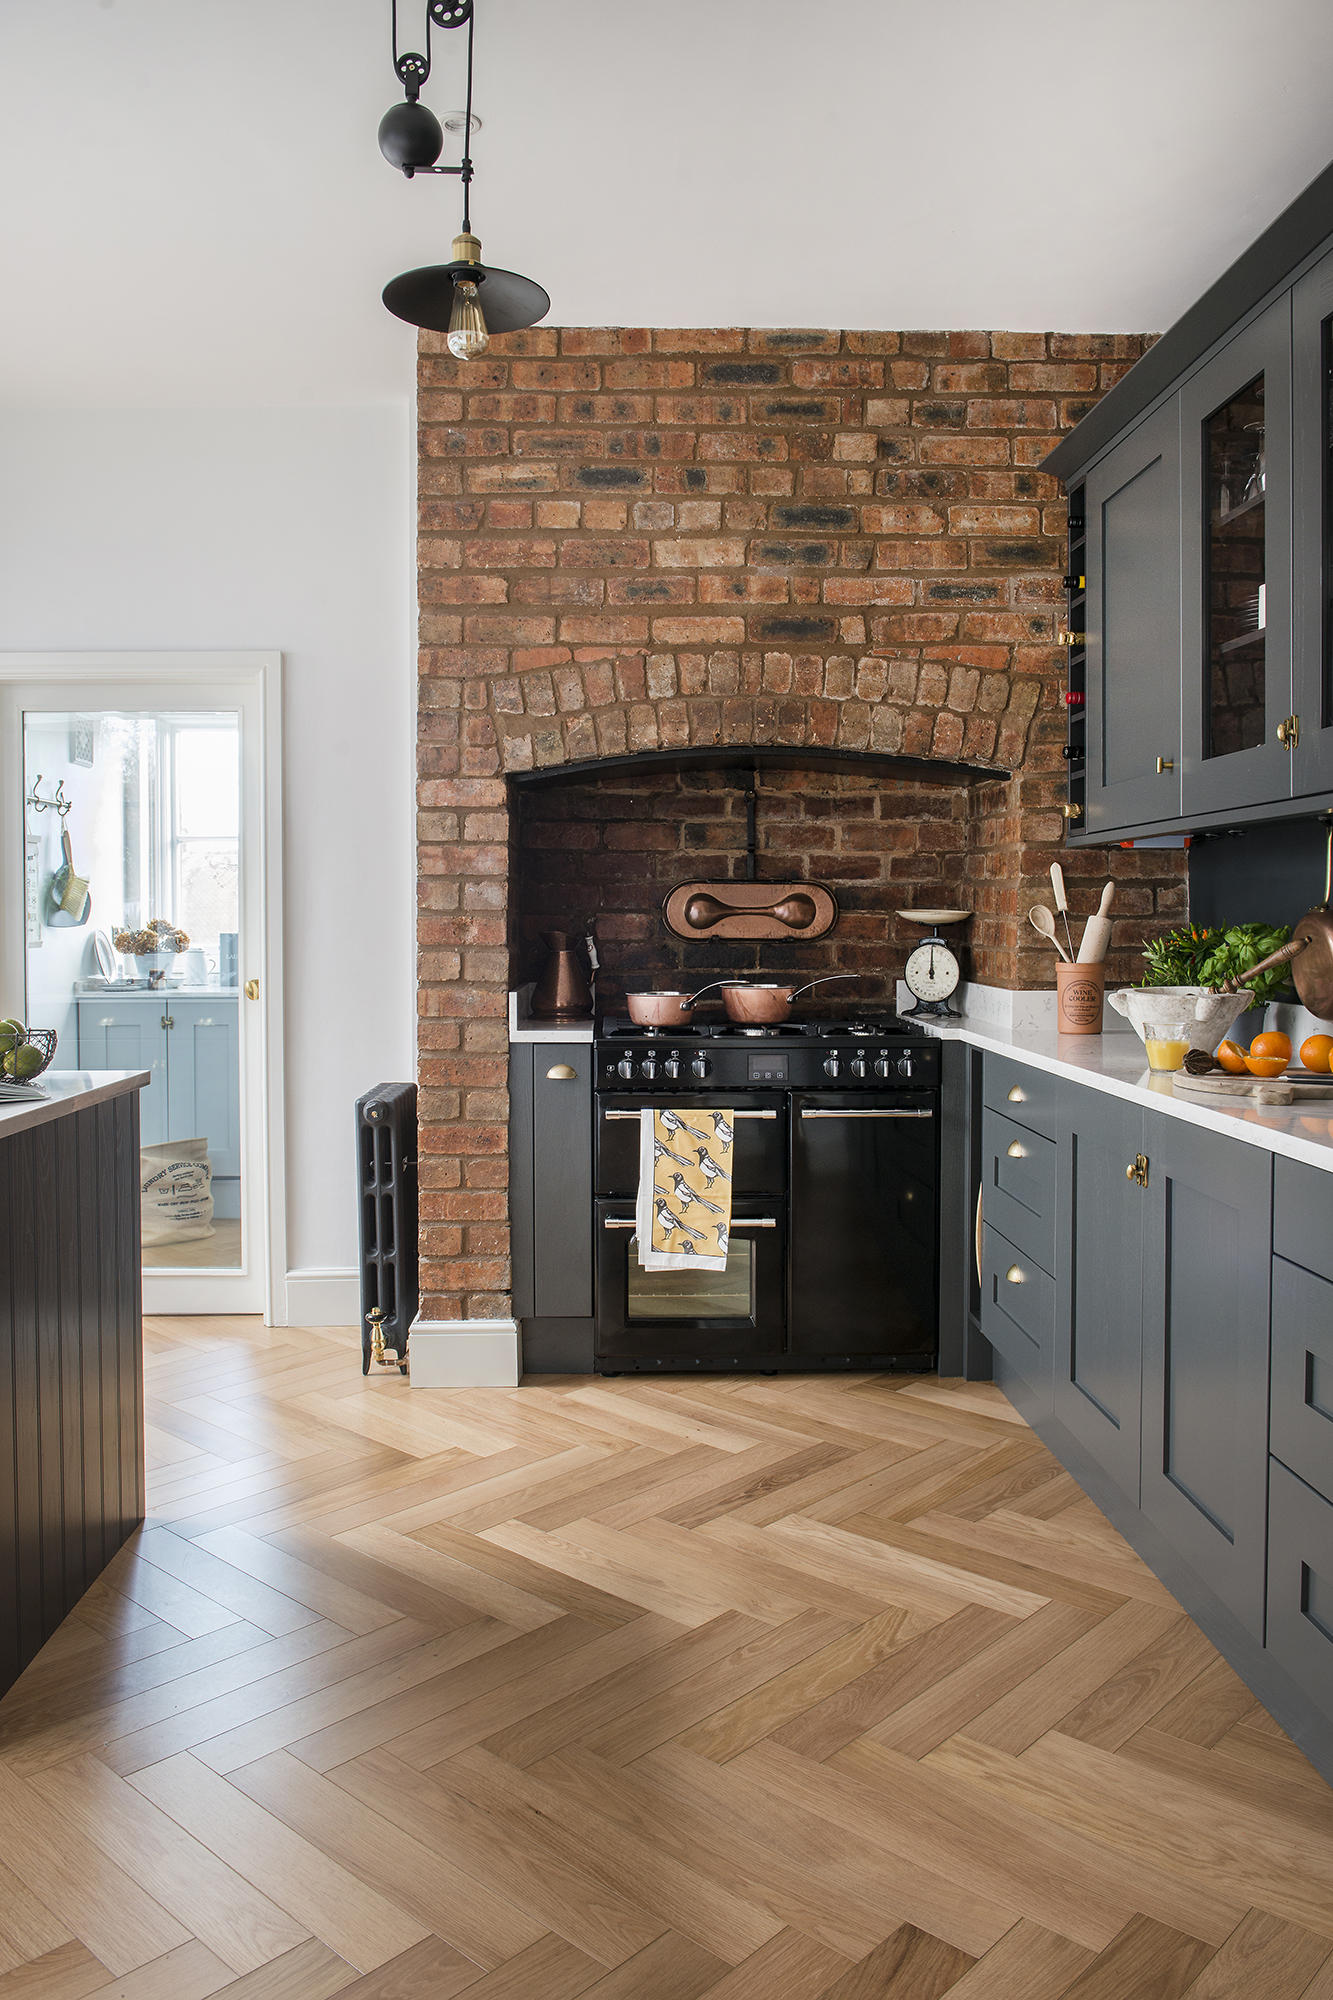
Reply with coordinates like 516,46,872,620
1180,296,1295,815
1084,399,1183,836
1054,1089,1146,1507
531,1043,593,1318
77,1003,167,1147
1141,1115,1273,1642
1290,243,1333,800
168,1000,241,1180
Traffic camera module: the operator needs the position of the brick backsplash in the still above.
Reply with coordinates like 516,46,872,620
416,326,1186,1321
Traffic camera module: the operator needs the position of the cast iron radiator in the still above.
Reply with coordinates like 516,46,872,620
355,1081,418,1374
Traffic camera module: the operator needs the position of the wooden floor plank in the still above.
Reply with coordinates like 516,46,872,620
125,1754,430,1974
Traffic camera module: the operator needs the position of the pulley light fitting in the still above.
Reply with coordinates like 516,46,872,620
378,0,549,356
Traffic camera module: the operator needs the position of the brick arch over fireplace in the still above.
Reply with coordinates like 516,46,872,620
415,325,1186,1323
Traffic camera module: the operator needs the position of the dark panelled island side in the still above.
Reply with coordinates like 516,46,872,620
0,1072,148,1699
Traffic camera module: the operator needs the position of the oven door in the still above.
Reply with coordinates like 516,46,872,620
595,1094,785,1196
594,1197,785,1367
788,1092,939,1363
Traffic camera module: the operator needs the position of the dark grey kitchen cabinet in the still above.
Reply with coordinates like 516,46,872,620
1179,296,1294,818
1054,1087,1146,1508
980,1221,1054,1413
1270,1255,1333,1502
1291,242,1333,799
1140,1114,1273,1644
1047,155,1333,838
509,1041,593,1366
1266,1458,1333,1727
1082,399,1183,835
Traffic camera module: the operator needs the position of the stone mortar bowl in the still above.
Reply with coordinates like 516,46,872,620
1107,986,1255,1055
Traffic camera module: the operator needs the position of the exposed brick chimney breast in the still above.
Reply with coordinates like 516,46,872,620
416,328,1186,1321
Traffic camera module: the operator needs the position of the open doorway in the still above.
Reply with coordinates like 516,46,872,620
2,656,283,1317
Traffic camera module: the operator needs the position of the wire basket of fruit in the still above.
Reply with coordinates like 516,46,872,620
0,1020,57,1082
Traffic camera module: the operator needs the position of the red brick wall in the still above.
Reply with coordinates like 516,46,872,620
416,326,1186,1322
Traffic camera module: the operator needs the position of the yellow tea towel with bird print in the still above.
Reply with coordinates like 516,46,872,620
636,1107,734,1272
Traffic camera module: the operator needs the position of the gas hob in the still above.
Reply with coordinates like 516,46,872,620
595,1014,937,1091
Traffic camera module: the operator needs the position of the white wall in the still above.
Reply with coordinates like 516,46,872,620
0,407,414,1308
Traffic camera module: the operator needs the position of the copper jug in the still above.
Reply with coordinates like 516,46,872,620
530,931,593,1019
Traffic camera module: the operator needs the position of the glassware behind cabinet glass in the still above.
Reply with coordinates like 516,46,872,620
1204,374,1267,759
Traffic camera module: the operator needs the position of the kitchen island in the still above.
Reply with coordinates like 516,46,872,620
0,1069,149,1698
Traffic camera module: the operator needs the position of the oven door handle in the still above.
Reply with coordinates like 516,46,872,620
800,1107,933,1119
602,1109,777,1121
602,1216,778,1229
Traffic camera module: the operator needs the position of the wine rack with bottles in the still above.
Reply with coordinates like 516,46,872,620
1062,485,1087,826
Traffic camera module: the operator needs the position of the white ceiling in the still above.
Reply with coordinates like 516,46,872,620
3,0,1333,409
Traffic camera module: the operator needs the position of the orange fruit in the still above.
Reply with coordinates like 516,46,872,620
1249,1031,1292,1061
1243,1054,1288,1077
1299,1033,1333,1073
1215,1040,1248,1073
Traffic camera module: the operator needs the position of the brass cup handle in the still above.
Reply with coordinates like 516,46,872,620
1006,1265,1023,1284
1006,1140,1025,1158
974,1185,984,1286
546,1064,577,1080
1007,1085,1024,1103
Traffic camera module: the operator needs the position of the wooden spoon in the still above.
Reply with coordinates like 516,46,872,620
683,891,818,931
1029,906,1071,961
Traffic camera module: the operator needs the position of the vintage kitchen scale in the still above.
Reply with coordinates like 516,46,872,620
898,909,970,1017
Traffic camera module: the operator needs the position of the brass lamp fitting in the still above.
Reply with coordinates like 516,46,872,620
451,231,483,266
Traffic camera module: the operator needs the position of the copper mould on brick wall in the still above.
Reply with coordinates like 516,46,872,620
377,0,549,352
660,763,838,941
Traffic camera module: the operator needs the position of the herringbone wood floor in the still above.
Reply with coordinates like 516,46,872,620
2,1321,1332,2000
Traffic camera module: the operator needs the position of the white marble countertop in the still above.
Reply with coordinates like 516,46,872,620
919,1005,1333,1177
509,987,594,1044
72,983,239,1001
0,1069,151,1139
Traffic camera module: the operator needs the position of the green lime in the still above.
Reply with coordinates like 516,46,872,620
11,1045,43,1079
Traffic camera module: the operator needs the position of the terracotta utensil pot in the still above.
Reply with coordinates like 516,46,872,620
719,973,859,1024
1056,962,1106,1035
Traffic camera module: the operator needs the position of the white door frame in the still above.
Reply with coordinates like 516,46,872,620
1,652,286,1322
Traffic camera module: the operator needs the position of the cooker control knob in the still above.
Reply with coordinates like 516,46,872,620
690,1054,711,1080
823,1054,841,1079
639,1055,657,1081
616,1055,636,1081
850,1054,868,1079
663,1053,681,1081
897,1054,914,1079
873,1055,894,1079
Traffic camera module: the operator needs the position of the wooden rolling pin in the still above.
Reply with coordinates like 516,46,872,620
1077,881,1115,963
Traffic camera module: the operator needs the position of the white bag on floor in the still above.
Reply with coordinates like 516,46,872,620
141,1137,215,1245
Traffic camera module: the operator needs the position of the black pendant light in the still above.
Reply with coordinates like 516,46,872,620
379,0,549,351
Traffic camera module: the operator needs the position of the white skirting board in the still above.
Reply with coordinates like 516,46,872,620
408,1317,520,1388
284,1268,360,1327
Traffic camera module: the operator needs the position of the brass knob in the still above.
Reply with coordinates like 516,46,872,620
546,1063,577,1080
1006,1141,1025,1158
1125,1161,1137,1181
245,979,259,1000
1156,757,1174,774
1061,802,1084,821
1007,1086,1024,1102
1006,1265,1023,1284
1276,715,1300,750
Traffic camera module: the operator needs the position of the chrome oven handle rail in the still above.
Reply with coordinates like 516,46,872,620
601,1109,778,1121
799,1108,933,1120
602,1217,778,1229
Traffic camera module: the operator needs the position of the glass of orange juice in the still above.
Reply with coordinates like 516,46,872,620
1144,1018,1193,1072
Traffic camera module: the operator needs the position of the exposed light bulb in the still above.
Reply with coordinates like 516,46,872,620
447,280,489,360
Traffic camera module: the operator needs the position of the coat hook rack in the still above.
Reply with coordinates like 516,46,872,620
26,777,72,820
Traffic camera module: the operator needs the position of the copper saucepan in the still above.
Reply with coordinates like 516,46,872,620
719,974,860,1023
624,982,728,1028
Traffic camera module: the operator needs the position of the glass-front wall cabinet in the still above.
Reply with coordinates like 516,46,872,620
1180,295,1292,818
1204,374,1267,759
1292,240,1333,798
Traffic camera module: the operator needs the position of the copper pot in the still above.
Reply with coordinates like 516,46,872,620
624,982,727,1028
719,974,859,1023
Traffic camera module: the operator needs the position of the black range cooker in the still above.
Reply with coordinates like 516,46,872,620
593,1014,939,1374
